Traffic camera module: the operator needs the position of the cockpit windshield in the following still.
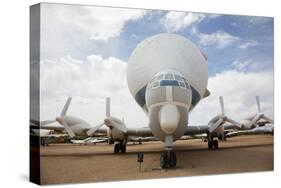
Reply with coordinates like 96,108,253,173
148,73,191,90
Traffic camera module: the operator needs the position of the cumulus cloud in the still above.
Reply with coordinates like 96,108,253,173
41,55,273,128
161,11,206,32
40,55,148,127
42,4,147,41
189,70,274,125
239,40,258,49
231,59,271,72
196,30,241,49
40,4,147,60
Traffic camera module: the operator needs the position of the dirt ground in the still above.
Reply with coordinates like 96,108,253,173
39,135,273,185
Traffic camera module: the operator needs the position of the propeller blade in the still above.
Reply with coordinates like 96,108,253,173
262,115,274,124
60,97,72,117
256,96,261,113
106,97,110,117
247,113,261,129
61,119,76,138
110,120,127,133
41,120,56,126
219,96,225,115
209,117,224,133
86,122,104,136
225,117,241,128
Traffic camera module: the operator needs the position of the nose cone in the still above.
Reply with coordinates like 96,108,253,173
159,104,180,135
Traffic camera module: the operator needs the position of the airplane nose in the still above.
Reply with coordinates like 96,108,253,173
159,104,180,134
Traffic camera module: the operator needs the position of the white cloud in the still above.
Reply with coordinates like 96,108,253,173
190,70,274,125
42,4,147,41
239,40,258,49
161,11,205,32
40,55,273,129
40,3,147,60
197,30,241,49
40,55,148,127
231,60,252,71
231,59,271,72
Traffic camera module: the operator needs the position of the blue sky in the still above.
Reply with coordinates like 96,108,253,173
40,4,274,126
41,4,274,77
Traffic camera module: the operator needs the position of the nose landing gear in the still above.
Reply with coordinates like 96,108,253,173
160,135,177,169
160,150,177,168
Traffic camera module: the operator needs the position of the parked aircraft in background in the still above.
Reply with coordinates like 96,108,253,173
70,137,108,145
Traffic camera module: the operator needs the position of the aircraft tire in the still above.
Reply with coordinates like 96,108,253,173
114,143,120,153
169,151,177,168
208,141,213,149
120,145,126,153
213,140,219,149
160,152,169,169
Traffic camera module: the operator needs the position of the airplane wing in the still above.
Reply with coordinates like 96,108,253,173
126,127,154,137
184,125,209,135
183,123,244,136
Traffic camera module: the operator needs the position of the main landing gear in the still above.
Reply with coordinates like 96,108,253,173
160,135,177,169
208,135,219,149
114,140,127,153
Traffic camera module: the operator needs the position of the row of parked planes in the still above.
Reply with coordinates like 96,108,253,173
30,96,273,168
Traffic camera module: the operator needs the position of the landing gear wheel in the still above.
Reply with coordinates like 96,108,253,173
169,151,177,168
160,151,177,169
114,143,120,153
120,145,126,153
108,138,114,145
208,141,213,149
160,152,169,169
213,139,219,149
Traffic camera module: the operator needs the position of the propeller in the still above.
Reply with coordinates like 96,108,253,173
87,97,127,136
208,96,240,134
256,96,261,113
219,96,225,115
86,122,104,137
41,97,76,138
243,96,273,128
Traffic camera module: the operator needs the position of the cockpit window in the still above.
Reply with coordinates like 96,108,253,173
174,74,183,81
160,80,179,86
165,74,174,80
157,74,164,81
153,81,159,88
183,78,191,89
178,81,186,88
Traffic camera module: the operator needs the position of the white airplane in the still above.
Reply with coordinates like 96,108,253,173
70,137,108,145
87,34,257,168
42,34,273,169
